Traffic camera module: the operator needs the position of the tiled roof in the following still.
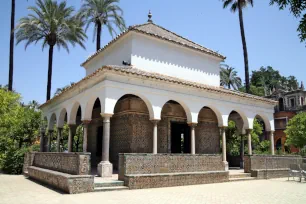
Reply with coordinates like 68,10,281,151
40,65,277,108
81,22,226,66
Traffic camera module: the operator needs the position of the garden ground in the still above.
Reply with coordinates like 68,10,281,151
0,174,306,204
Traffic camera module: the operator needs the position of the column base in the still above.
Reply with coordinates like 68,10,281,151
97,161,113,177
223,161,229,171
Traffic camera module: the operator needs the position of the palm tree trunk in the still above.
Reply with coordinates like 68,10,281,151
46,45,54,101
96,22,102,51
238,1,250,93
8,0,15,91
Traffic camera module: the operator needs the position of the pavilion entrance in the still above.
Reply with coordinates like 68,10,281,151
171,122,191,153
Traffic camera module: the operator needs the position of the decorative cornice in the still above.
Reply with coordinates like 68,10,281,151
39,65,278,109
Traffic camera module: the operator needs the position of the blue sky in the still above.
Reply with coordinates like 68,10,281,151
0,0,305,104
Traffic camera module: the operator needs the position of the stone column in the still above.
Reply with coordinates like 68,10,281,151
240,134,245,169
269,131,275,155
151,120,159,154
82,120,91,152
56,128,62,152
97,114,113,177
246,129,252,155
68,124,76,152
189,123,197,155
39,127,45,152
47,130,53,152
220,127,228,170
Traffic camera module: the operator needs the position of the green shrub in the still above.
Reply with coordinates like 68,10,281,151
1,147,29,174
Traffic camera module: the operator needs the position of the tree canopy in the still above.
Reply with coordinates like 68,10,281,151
0,88,41,174
220,64,242,90
270,0,306,43
285,112,306,148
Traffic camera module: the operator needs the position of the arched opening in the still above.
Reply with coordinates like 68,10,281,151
196,107,220,154
89,98,102,168
276,138,282,151
57,109,68,152
73,106,83,152
279,98,284,111
159,100,189,153
110,94,153,170
227,111,245,168
48,113,57,152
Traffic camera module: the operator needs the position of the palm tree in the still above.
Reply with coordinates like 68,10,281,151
80,0,126,51
220,64,242,90
8,0,16,91
16,0,87,101
222,0,253,93
54,82,75,97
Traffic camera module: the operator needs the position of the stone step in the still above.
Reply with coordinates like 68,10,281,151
94,186,129,192
229,173,251,179
94,180,124,188
229,177,256,182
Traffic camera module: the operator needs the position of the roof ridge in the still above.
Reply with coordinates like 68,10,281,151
147,23,219,55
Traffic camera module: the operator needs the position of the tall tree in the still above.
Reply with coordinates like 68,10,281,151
222,0,253,93
8,0,15,91
270,0,306,43
80,0,126,51
16,0,87,101
220,64,242,90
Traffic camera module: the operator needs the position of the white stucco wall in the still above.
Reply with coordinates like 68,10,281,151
83,33,133,76
131,33,222,86
83,32,222,86
42,72,275,132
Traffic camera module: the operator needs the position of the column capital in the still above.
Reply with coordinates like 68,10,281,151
219,126,227,131
188,122,197,127
68,123,76,127
150,119,160,125
245,129,252,134
82,120,91,125
100,113,113,118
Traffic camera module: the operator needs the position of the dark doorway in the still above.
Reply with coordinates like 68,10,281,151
171,122,190,153
279,98,284,111
96,126,103,160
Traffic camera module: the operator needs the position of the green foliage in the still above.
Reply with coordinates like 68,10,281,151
220,64,242,90
300,146,306,157
80,0,126,39
73,126,84,152
0,89,41,174
16,0,87,51
222,0,254,13
1,147,29,174
285,112,306,148
253,140,271,154
226,118,267,156
250,66,299,96
270,0,306,43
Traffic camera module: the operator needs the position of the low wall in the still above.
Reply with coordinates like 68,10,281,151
23,152,36,175
244,155,302,173
27,152,91,175
119,153,228,188
24,152,93,194
28,166,94,194
125,171,229,189
244,155,302,178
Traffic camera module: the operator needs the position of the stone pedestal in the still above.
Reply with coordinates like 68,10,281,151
97,161,113,177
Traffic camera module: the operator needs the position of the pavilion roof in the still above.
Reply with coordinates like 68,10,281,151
81,22,226,67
